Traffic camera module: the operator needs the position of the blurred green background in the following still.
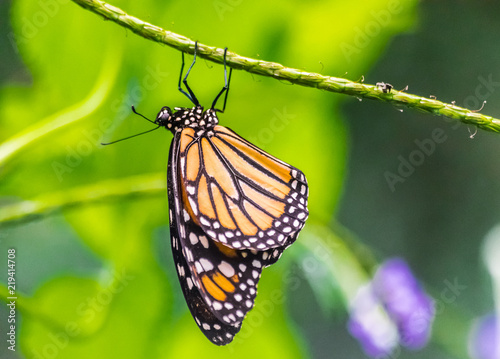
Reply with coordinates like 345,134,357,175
1,0,500,358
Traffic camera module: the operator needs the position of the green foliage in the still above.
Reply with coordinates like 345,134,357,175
0,0,418,358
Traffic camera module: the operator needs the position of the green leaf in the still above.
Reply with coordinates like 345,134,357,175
20,266,171,358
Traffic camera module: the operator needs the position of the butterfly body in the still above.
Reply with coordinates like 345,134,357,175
155,105,219,133
162,104,308,345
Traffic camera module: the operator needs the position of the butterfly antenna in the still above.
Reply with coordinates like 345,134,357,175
101,126,161,145
101,106,160,145
132,105,156,124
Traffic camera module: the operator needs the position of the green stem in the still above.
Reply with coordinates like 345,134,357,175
0,173,165,226
71,0,500,134
0,43,121,172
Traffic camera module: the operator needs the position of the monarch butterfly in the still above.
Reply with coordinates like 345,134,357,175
104,43,309,345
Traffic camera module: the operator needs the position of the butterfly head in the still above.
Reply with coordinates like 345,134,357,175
155,106,173,129
156,105,219,134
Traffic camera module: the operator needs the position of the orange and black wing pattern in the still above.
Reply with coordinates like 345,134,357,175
166,106,308,345
178,120,308,250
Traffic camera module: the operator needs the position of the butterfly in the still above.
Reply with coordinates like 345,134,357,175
104,43,309,345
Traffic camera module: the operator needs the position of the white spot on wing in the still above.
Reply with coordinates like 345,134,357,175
200,258,214,271
188,197,198,215
189,232,198,245
199,235,209,248
218,261,235,277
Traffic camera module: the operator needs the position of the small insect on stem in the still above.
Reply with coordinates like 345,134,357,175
376,82,393,93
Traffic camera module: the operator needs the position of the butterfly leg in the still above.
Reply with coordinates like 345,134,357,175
211,47,233,112
178,41,200,106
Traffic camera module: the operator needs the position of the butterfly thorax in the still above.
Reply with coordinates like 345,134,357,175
155,105,219,135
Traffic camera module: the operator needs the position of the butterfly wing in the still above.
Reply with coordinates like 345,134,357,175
169,132,237,345
169,221,240,345
168,130,286,345
179,124,309,251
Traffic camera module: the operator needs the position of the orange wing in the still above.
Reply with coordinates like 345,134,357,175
167,130,293,345
178,125,308,251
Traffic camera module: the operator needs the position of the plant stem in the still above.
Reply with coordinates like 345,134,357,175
0,173,166,226
0,45,121,171
71,0,500,134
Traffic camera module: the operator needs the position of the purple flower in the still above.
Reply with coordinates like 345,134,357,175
348,258,435,357
373,258,435,349
468,313,500,359
348,284,399,357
